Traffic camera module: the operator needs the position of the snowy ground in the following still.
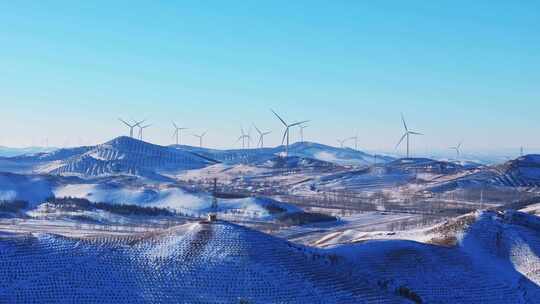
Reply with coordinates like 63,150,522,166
275,211,424,245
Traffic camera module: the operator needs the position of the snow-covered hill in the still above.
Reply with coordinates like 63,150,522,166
0,221,402,303
172,144,278,165
30,137,218,179
174,141,392,167
329,210,540,303
303,157,469,193
429,154,540,193
1,211,539,303
0,171,305,222
257,155,342,170
286,142,393,166
385,158,466,174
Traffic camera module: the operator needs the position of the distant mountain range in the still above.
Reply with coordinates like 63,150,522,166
1,137,539,196
0,146,57,157
173,141,393,166
0,137,390,179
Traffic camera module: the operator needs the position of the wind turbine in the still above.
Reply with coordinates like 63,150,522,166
138,124,151,141
350,132,359,150
337,138,349,148
253,124,271,148
246,127,252,148
119,118,144,138
449,141,463,159
237,127,251,149
395,113,423,158
172,122,188,145
298,124,309,143
193,131,207,148
271,109,309,157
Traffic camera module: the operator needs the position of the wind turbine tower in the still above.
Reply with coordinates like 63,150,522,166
337,138,349,148
395,114,423,158
253,124,271,148
193,131,207,148
351,132,359,150
299,124,308,143
449,141,463,159
138,124,151,141
172,122,188,145
271,109,309,157
119,118,144,138
237,127,251,149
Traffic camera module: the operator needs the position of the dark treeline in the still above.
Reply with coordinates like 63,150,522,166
47,197,174,217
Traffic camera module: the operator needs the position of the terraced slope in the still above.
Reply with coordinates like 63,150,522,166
313,167,412,192
429,155,540,193
333,211,540,303
309,158,457,192
0,222,402,303
1,212,538,303
44,137,217,178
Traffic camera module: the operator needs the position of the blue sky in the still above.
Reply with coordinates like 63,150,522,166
0,1,539,155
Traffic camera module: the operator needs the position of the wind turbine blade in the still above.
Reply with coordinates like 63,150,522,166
172,121,178,129
263,131,272,135
409,131,423,135
271,109,288,126
289,120,310,128
134,119,146,127
118,118,131,127
401,113,408,131
252,124,262,135
202,131,207,137
395,133,407,149
281,129,288,145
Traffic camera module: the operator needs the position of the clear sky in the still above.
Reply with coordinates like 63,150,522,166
1,1,539,154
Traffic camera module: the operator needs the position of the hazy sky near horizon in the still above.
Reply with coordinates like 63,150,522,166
0,1,539,154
